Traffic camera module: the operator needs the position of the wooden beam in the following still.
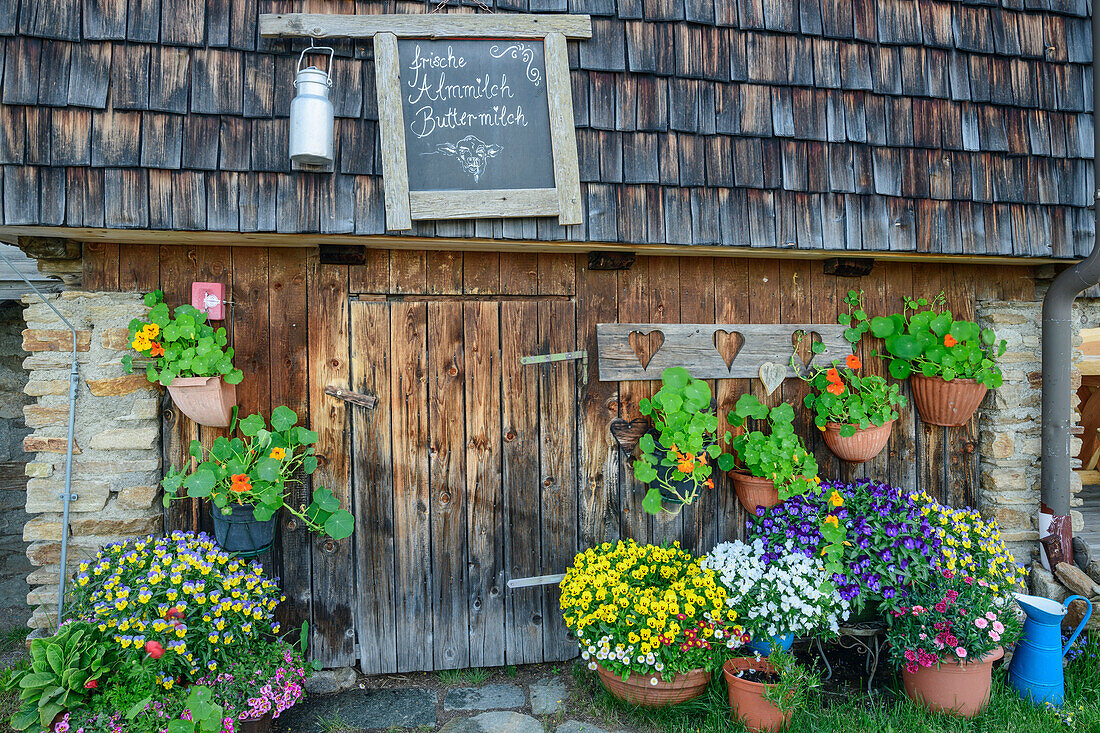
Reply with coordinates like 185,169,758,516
259,13,593,40
409,189,559,220
374,33,412,231
544,33,583,225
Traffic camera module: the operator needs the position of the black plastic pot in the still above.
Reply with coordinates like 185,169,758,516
211,503,276,556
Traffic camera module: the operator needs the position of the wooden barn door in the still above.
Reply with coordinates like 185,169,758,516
350,298,578,674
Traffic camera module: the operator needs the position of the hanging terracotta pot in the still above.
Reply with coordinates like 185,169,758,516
596,664,710,707
723,657,792,733
901,647,1004,718
822,419,895,463
730,471,781,513
167,376,237,427
910,375,988,427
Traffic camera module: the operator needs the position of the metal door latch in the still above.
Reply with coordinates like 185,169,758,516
520,350,588,385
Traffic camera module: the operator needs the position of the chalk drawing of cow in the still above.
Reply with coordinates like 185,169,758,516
434,135,502,182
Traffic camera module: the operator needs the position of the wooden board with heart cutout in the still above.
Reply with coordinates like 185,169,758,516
595,323,851,381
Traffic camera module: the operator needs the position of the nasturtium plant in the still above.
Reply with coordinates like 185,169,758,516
122,290,243,388
719,394,819,501
634,367,728,515
841,290,1007,388
799,353,906,437
162,406,354,540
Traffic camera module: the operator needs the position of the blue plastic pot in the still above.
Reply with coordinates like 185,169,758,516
744,632,795,657
1008,593,1093,707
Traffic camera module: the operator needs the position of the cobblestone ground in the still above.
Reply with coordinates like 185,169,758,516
276,663,649,733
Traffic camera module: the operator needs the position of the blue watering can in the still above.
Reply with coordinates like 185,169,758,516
1008,593,1093,706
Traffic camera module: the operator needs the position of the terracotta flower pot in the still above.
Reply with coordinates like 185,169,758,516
910,374,988,427
822,419,895,463
901,647,1004,718
730,471,781,513
723,657,792,733
595,664,710,707
167,376,237,427
237,713,273,733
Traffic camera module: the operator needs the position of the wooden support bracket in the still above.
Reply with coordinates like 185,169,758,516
324,385,377,409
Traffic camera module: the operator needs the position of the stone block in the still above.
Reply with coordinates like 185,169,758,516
24,462,53,478
116,484,159,510
981,467,1026,492
28,607,54,630
23,404,69,428
27,586,57,606
101,328,132,350
1030,562,1068,602
443,684,525,711
88,427,158,451
23,352,91,369
22,329,91,352
1055,562,1100,597
23,516,64,542
441,713,543,733
27,538,117,566
24,380,69,396
120,398,159,421
86,374,153,397
530,677,568,715
23,435,80,454
75,458,160,473
70,514,160,537
1072,510,1084,533
26,479,108,513
303,667,359,695
993,507,1034,532
986,432,1014,459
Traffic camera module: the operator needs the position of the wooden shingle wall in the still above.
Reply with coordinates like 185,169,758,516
0,0,1094,256
82,245,1037,669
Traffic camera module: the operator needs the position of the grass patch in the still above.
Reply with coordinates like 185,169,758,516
315,711,357,733
438,667,493,686
0,628,29,654
567,633,1100,733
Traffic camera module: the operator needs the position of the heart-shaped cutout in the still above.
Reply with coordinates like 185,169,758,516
609,417,651,455
628,329,664,370
791,329,824,373
758,361,787,396
713,329,744,370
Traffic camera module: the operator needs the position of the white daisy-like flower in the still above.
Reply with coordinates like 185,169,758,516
588,661,597,671
650,677,659,686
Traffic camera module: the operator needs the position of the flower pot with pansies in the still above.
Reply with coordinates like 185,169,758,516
719,395,819,513
887,569,1021,717
841,290,1006,427
633,367,726,515
560,540,745,708
123,290,244,427
703,539,850,656
162,406,354,555
795,346,906,464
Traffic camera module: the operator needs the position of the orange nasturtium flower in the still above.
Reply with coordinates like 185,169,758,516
826,382,845,395
826,367,841,383
229,473,252,493
829,490,845,508
149,343,165,357
269,447,286,460
824,515,840,528
704,479,715,489
846,354,862,370
677,459,695,474
944,334,958,347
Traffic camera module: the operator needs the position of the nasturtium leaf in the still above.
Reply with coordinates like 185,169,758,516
661,367,691,390
639,433,655,453
254,458,281,482
302,455,318,473
325,510,354,540
239,413,265,437
888,359,911,379
888,334,922,360
312,486,341,512
183,468,216,497
641,488,664,515
252,505,276,522
271,405,298,432
870,316,895,337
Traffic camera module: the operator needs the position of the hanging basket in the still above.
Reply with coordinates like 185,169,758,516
822,420,894,463
910,375,987,427
167,376,237,427
730,471,781,513
211,503,276,556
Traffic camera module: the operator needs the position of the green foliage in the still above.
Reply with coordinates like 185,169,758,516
633,367,728,515
166,687,223,733
721,395,818,501
761,649,822,715
843,290,1007,388
798,359,906,438
122,290,243,387
8,622,113,731
162,407,352,540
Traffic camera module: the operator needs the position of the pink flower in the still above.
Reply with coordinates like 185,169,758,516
906,662,919,674
955,647,967,658
974,617,989,629
989,631,1001,643
904,649,916,661
992,621,1005,634
943,570,955,579
934,602,948,613
945,590,959,602
985,611,996,621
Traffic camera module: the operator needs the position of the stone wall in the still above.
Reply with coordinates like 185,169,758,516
976,297,1092,566
0,301,32,461
21,292,162,629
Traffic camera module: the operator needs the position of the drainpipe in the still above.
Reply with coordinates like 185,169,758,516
0,250,78,628
1039,3,1100,562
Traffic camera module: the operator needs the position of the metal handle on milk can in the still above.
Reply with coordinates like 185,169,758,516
1062,595,1093,657
296,42,335,80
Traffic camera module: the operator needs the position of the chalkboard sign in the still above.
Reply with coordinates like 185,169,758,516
372,18,587,230
398,39,556,192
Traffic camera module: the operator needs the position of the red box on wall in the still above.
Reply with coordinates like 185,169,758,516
192,282,225,320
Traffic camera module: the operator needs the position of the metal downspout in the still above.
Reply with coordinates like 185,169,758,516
0,251,79,628
1039,2,1100,541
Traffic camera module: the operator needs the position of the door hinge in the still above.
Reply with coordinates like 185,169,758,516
324,385,378,409
507,572,566,589
520,350,588,385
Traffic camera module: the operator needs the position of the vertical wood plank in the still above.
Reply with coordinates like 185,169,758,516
502,300,544,664
82,242,119,290
426,251,463,295
714,258,750,543
374,32,412,230
576,255,620,550
464,301,504,667
856,264,890,482
464,252,501,294
779,259,815,482
913,263,948,501
678,257,716,554
349,249,390,293
390,301,433,672
808,263,840,483
119,244,159,292
268,248,313,637
428,301,470,670
748,259,782,408
196,246,234,536
500,253,539,295
616,257,650,543
538,253,575,295
230,248,270,420
391,250,427,294
307,258,355,666
539,299,578,661
945,264,980,508
351,300,398,674
834,275,867,484
648,256,683,545
883,262,917,491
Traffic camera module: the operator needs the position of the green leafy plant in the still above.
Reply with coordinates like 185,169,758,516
161,406,353,540
842,290,1007,388
633,367,727,514
719,395,818,501
122,290,243,387
166,686,224,733
761,649,821,715
797,351,906,437
8,622,113,731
